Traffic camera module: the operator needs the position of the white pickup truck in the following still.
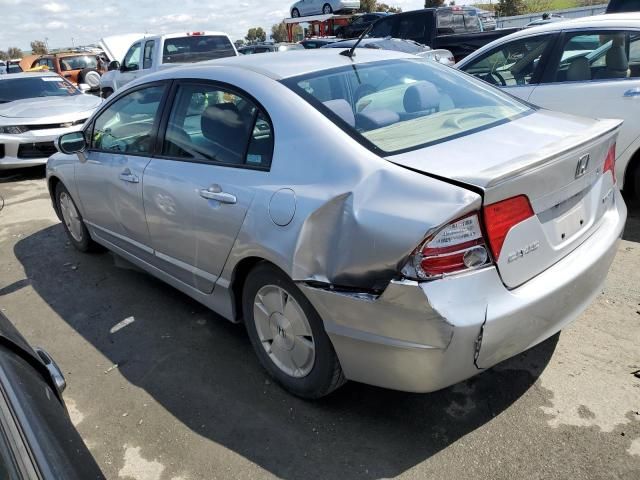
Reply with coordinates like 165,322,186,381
99,31,237,98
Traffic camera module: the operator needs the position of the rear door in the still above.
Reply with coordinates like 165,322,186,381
458,32,558,102
76,82,168,260
143,80,274,293
529,28,640,171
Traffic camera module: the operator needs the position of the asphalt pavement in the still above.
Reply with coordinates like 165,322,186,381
1,167,639,480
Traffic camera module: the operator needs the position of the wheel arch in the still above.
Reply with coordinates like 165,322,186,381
229,256,293,323
623,146,640,198
47,175,62,217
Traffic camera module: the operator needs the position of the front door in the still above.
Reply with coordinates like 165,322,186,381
143,81,274,293
458,32,558,103
75,82,168,259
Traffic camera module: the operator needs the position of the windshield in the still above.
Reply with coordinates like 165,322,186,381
162,35,236,64
59,55,98,71
283,59,531,154
0,76,79,103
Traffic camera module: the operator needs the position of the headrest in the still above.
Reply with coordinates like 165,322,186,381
567,57,591,82
355,109,400,131
323,99,355,127
200,103,244,142
403,82,439,113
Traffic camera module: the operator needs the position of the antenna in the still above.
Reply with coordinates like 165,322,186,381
340,22,375,59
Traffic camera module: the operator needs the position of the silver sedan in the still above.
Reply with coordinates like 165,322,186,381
0,73,102,170
47,49,626,398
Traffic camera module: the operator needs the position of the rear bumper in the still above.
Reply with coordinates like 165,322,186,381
300,190,626,392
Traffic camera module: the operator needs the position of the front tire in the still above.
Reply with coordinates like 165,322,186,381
243,263,345,399
322,3,332,14
55,183,100,253
291,8,300,17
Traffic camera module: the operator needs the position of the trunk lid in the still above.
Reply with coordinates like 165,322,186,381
388,110,621,288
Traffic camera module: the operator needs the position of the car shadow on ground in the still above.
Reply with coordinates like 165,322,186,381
622,192,640,243
12,224,563,479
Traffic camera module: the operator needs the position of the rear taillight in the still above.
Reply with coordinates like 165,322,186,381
603,144,616,183
483,195,534,261
401,213,491,279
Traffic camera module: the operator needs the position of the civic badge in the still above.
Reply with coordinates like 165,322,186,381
575,154,589,179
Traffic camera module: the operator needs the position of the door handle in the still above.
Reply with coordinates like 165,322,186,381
199,185,236,204
119,168,139,183
623,88,640,98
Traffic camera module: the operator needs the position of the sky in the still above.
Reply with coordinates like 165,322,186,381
0,0,476,51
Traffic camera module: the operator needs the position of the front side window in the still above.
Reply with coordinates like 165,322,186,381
91,85,165,154
163,83,273,168
284,59,531,154
550,30,640,83
162,35,236,64
461,34,552,87
143,40,155,70
122,43,141,71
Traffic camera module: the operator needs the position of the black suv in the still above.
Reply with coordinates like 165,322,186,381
335,12,389,38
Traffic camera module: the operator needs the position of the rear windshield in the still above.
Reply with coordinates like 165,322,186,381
0,76,79,103
162,35,236,64
282,59,531,154
59,55,98,71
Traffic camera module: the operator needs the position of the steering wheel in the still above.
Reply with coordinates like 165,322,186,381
485,71,506,87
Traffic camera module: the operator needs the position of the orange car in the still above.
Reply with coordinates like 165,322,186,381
29,53,107,91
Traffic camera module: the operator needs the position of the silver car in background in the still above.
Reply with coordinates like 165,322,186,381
290,0,360,17
47,49,626,398
0,73,101,170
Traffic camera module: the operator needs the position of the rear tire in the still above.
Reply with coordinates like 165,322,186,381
291,8,300,17
242,263,345,399
55,183,101,253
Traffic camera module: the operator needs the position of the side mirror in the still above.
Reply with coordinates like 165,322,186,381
108,60,120,71
57,131,87,155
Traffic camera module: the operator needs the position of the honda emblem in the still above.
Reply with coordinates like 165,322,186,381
575,154,589,179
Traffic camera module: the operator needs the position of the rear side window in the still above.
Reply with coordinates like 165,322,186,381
91,85,165,154
284,59,530,154
550,30,640,82
368,16,396,37
162,83,273,168
162,35,236,64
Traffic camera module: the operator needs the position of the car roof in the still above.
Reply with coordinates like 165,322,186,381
0,71,60,80
505,12,640,37
192,47,415,80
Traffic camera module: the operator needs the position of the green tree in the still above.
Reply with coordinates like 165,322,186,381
30,40,48,55
495,0,525,16
0,51,8,61
7,47,22,59
376,3,402,13
271,22,289,43
234,39,245,49
360,0,402,13
245,27,266,44
424,0,445,7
